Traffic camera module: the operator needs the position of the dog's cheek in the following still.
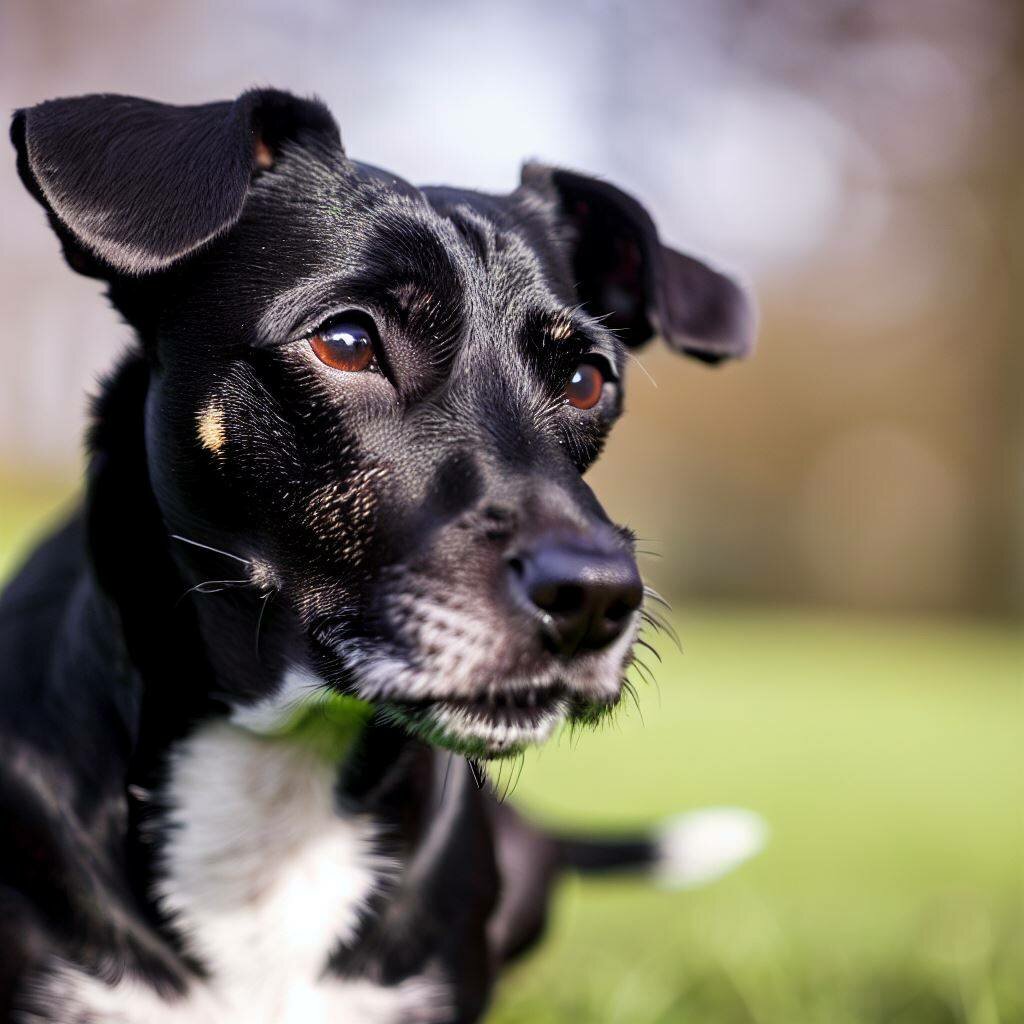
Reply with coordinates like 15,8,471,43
301,466,388,570
192,371,303,494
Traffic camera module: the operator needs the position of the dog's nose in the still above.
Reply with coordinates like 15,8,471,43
508,537,643,656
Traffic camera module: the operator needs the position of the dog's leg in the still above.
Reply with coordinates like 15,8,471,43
487,802,767,965
485,802,562,965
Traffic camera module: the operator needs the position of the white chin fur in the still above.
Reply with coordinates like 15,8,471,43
654,807,768,889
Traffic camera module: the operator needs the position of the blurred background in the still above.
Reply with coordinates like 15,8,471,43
0,1,1020,1022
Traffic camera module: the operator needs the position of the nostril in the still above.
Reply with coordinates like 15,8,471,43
507,537,641,657
531,582,585,617
604,597,635,625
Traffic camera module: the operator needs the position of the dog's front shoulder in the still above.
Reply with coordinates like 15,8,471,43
20,720,454,1024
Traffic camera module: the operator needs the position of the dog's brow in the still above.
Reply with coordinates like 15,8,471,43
388,281,465,350
257,278,343,344
548,315,574,342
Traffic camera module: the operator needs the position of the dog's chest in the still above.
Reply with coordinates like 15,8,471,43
154,722,384,1010
49,722,446,1024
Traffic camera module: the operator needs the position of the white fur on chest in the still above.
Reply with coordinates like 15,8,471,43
155,721,386,1011
30,721,447,1024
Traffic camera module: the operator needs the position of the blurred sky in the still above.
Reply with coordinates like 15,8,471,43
1,0,1020,616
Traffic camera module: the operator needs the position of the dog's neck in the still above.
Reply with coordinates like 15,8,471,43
83,350,417,796
232,680,375,764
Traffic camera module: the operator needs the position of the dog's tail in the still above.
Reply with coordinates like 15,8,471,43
554,807,768,888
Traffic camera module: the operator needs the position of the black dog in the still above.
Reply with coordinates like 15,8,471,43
1,89,763,1024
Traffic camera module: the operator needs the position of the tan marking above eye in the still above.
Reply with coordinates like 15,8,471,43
252,134,274,171
550,319,573,341
197,403,227,454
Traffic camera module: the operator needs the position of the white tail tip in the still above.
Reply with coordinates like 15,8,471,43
654,807,768,889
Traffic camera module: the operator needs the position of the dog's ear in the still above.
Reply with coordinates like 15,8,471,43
520,164,755,364
10,89,341,278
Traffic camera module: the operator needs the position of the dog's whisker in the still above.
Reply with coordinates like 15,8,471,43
466,758,487,791
626,351,658,389
500,755,518,804
641,624,681,657
641,613,681,652
621,678,644,723
627,660,661,709
639,609,670,634
254,590,274,657
170,534,251,566
502,752,526,802
634,637,662,663
639,610,663,632
629,657,656,687
642,584,672,610
640,595,680,642
628,651,652,674
438,753,454,810
177,578,249,604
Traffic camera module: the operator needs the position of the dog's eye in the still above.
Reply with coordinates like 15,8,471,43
565,361,606,410
309,317,376,372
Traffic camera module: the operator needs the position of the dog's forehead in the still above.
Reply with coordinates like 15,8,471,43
349,159,421,201
235,157,570,355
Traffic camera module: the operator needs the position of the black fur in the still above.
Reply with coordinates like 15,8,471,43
2,89,753,1022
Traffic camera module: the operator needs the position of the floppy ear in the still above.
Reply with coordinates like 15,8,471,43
10,89,341,278
520,164,755,364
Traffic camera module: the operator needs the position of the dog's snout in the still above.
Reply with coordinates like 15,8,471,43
508,537,642,657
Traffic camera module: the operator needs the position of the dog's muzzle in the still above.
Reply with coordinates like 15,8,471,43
353,529,643,758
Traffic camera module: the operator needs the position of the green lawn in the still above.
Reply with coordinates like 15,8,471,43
1,481,1021,1023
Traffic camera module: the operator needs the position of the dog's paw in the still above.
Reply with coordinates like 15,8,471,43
653,807,768,889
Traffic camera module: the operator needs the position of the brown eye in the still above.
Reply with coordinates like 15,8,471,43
565,362,605,410
309,318,375,372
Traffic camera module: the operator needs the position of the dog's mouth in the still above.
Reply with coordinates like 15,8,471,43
387,682,577,758
330,601,638,758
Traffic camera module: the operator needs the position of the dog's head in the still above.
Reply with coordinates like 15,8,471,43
12,89,753,758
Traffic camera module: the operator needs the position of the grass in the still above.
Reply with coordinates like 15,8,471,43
1,479,1021,1023
489,611,1023,1024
